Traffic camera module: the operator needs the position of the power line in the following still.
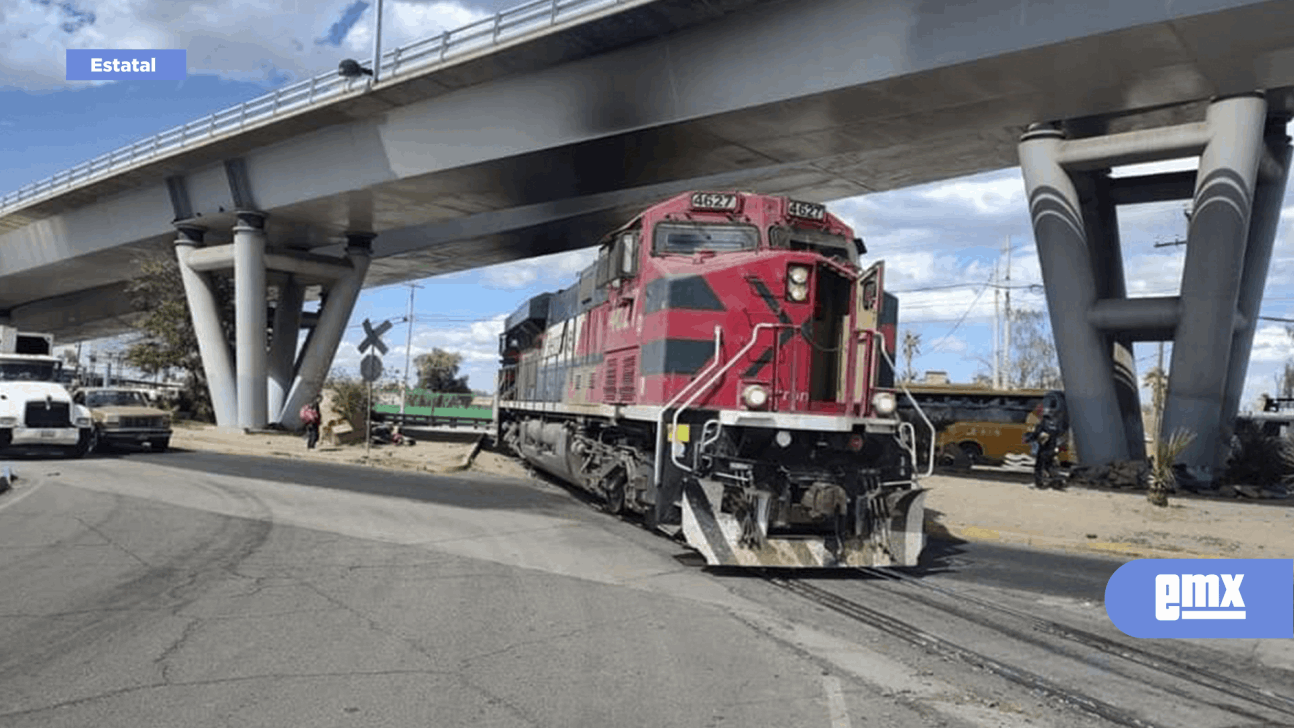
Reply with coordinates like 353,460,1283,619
889,281,1043,294
926,273,993,354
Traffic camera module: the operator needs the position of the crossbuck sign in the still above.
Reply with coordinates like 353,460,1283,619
359,319,392,355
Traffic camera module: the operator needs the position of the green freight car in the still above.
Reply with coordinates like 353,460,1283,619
371,390,493,428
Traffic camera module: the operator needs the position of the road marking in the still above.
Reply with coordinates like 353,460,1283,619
823,675,852,728
0,476,48,513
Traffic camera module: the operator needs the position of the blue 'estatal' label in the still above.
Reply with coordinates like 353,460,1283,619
1105,559,1292,639
66,49,186,81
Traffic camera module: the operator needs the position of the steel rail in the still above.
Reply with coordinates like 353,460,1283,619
861,567,1294,719
765,577,1162,728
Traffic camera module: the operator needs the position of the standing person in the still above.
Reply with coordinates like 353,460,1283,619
1024,392,1067,489
300,398,322,450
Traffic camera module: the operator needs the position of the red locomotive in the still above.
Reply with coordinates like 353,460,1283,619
496,191,930,568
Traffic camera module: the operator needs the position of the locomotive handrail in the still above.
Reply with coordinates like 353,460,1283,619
878,344,937,478
654,326,723,486
819,255,862,282
669,322,791,475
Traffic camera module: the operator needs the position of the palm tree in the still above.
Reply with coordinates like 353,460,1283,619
1143,366,1168,445
1147,427,1195,507
902,331,921,383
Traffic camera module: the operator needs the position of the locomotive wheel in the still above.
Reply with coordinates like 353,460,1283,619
603,472,627,515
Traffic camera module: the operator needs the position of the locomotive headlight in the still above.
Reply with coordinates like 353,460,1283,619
75,417,91,427
787,265,810,302
775,430,792,448
0,417,15,427
742,384,769,409
871,391,897,416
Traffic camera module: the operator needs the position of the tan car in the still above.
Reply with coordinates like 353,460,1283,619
73,388,172,452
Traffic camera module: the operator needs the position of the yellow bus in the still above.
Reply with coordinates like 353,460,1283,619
897,384,1076,467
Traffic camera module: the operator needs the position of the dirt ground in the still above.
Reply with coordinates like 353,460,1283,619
922,472,1293,560
167,423,1291,561
167,422,495,475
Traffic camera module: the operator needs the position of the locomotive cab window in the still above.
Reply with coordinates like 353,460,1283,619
614,231,639,277
653,223,759,255
769,226,857,265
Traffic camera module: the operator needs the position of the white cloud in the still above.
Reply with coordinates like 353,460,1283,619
924,334,969,355
1249,324,1294,364
330,312,506,391
1123,249,1186,297
478,246,598,290
0,0,491,91
916,175,1026,215
340,1,490,57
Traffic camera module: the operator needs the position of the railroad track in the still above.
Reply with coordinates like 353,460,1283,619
861,568,1294,719
764,572,1294,728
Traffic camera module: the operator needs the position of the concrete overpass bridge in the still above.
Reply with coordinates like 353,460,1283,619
3,0,1294,481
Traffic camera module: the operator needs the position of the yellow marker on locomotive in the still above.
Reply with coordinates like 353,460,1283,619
495,191,933,568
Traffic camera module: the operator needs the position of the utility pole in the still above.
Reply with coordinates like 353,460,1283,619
1003,237,1012,390
992,259,1000,389
1154,341,1166,448
399,282,423,416
371,0,384,83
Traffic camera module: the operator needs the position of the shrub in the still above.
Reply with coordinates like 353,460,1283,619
1223,419,1294,487
326,375,370,429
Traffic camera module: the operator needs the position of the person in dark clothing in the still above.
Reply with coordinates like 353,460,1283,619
1024,392,1068,489
300,399,322,450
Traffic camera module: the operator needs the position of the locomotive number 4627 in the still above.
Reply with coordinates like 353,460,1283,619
495,190,933,569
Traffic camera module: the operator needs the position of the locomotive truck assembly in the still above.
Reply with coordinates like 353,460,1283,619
495,191,933,568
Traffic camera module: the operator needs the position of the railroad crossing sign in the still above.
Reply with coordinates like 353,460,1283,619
360,354,384,382
359,318,392,355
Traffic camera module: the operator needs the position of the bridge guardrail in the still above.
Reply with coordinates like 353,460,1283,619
0,0,628,217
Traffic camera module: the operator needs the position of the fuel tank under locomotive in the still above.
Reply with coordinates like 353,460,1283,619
514,420,583,485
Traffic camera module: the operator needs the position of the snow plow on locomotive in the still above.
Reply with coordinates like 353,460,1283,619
495,191,934,568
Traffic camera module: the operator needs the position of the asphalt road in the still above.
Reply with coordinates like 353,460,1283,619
0,450,1276,728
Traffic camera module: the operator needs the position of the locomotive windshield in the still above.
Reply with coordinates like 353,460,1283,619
0,360,61,381
769,226,857,265
653,223,759,254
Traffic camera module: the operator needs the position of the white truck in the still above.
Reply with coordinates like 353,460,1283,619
0,326,95,457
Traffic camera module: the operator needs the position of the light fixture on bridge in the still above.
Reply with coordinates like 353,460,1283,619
338,59,373,79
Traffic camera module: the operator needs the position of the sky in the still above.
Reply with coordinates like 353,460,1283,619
3,0,1294,412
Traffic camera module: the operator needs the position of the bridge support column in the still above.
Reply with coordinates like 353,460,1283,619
1019,127,1129,466
1021,92,1285,483
279,234,373,429
1074,167,1145,459
268,274,304,423
233,211,269,429
174,225,238,428
1219,118,1292,465
1161,95,1268,480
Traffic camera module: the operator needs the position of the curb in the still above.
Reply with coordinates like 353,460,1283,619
925,517,1222,561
